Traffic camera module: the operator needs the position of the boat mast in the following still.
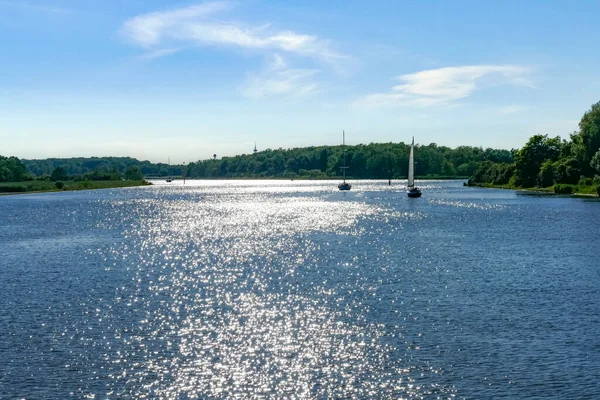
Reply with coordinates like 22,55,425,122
341,130,348,183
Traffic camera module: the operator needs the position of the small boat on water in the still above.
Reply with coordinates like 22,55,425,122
166,177,172,183
338,130,351,191
407,137,422,198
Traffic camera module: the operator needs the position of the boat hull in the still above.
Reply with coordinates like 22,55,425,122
338,183,352,191
407,187,421,198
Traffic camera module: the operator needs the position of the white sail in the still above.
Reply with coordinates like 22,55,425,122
341,130,348,182
407,137,415,187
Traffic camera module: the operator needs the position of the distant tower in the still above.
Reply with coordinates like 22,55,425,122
253,142,257,154
213,154,217,160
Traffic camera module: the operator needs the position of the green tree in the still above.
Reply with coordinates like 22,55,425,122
51,166,69,181
456,161,479,177
537,160,555,187
553,158,581,184
514,135,562,187
441,161,456,176
0,156,27,182
578,101,600,174
125,166,143,180
590,149,600,174
109,166,122,180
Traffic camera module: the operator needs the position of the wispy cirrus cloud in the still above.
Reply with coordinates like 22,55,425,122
123,2,231,47
241,54,320,99
139,47,184,60
355,65,535,109
122,2,346,66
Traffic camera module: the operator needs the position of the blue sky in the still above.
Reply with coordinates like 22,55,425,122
1,0,600,163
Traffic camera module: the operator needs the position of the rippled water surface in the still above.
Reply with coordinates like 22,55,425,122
1,180,599,399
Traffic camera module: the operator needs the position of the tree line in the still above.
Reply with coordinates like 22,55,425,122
470,100,600,194
1,145,515,183
0,156,161,182
24,157,183,179
184,143,514,179
5,101,598,186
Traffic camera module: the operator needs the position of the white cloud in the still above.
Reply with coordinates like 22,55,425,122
123,2,231,47
241,54,320,99
122,3,350,100
355,65,534,109
122,2,345,66
139,47,183,60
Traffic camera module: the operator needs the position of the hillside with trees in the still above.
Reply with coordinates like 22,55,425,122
0,144,515,184
183,143,514,179
469,100,600,195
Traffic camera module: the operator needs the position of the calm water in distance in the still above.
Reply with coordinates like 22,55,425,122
1,180,599,399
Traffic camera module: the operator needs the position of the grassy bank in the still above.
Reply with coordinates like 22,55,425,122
467,181,599,196
0,180,150,194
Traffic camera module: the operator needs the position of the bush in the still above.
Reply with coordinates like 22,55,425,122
55,181,65,190
597,186,600,196
553,184,576,194
578,177,594,187
0,186,27,193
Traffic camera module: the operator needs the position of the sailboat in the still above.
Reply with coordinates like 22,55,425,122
338,130,351,191
407,137,422,198
166,156,172,182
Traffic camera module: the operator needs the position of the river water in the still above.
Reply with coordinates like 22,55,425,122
0,180,599,399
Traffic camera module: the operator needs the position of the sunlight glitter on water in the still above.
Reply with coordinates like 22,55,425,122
95,183,455,398
428,199,506,210
6,181,598,398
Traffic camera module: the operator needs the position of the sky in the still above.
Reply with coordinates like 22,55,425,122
1,0,600,163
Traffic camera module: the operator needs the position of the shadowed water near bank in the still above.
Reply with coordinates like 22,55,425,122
1,180,599,399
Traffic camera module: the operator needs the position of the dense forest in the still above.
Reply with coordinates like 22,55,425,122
470,100,600,195
1,144,514,182
183,143,513,179
24,157,184,179
0,156,177,182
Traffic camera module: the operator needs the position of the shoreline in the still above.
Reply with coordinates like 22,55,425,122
468,183,599,198
0,180,151,196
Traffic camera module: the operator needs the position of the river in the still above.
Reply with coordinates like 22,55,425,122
1,180,599,399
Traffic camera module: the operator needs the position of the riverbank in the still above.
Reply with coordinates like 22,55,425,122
467,182,599,197
0,180,151,195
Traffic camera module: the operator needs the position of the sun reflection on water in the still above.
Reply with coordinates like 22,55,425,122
93,183,456,398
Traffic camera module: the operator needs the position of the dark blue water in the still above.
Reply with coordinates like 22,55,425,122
1,180,599,399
